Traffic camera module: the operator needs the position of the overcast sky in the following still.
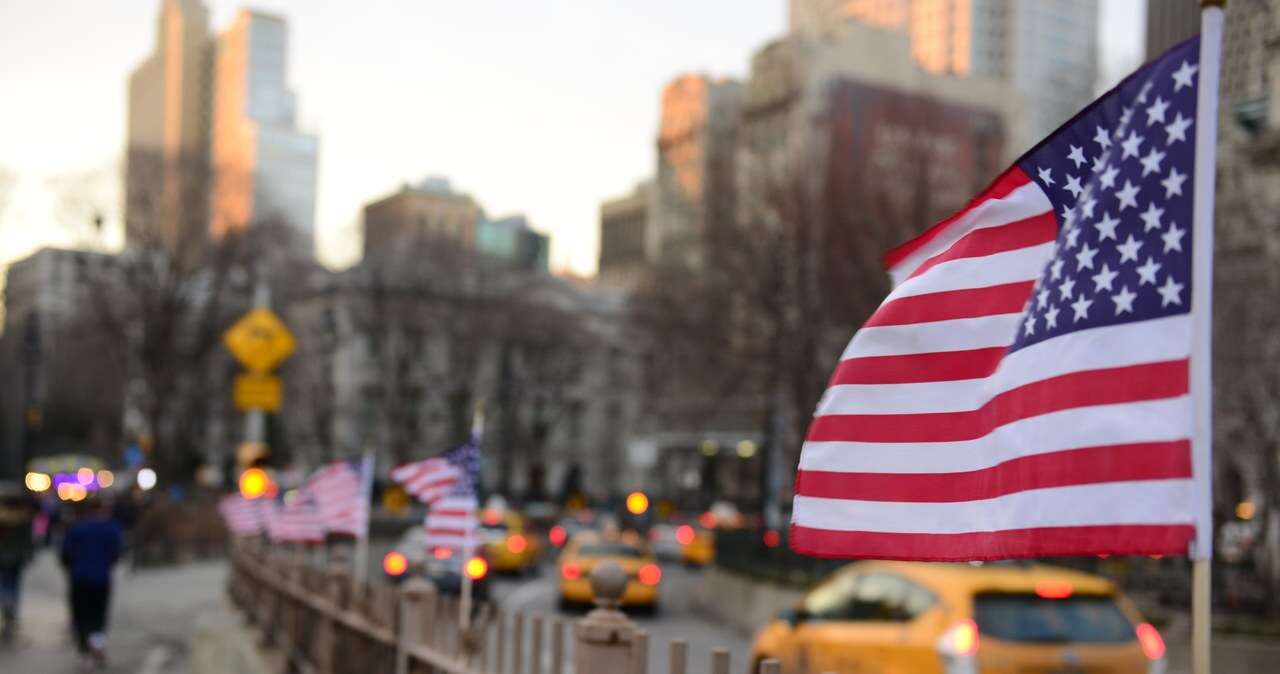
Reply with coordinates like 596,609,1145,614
0,0,1144,277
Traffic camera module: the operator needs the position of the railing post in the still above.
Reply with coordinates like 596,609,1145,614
396,577,435,674
315,557,349,674
574,561,642,674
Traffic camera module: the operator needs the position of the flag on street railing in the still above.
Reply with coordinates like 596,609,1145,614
266,490,325,543
426,439,481,552
305,456,370,538
391,437,481,506
792,36,1213,561
218,493,266,536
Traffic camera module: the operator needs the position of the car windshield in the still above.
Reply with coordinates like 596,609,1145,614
973,593,1135,644
577,544,644,558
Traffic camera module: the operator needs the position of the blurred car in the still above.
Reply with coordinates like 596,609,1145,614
650,522,714,566
750,561,1166,674
381,528,491,600
558,531,662,611
480,509,542,574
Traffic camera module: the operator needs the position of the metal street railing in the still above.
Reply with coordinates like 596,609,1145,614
227,541,784,674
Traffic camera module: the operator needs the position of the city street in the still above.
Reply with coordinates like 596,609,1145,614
490,563,751,674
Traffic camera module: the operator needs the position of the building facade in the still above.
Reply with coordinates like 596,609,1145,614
650,74,744,269
125,0,213,249
362,178,483,259
790,0,1098,154
210,10,319,253
597,181,652,289
476,215,550,273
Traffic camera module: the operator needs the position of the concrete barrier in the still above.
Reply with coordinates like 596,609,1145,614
689,567,805,638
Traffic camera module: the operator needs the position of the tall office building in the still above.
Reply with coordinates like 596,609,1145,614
124,0,213,249
790,0,1099,154
651,74,744,268
210,10,319,254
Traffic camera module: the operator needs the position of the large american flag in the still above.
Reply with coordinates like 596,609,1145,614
391,438,480,505
305,456,370,538
792,38,1208,560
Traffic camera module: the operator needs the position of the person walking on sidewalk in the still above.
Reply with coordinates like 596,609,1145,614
0,482,37,641
60,498,123,667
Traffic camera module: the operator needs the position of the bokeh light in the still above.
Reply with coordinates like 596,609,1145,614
24,472,51,492
625,491,649,515
137,468,158,491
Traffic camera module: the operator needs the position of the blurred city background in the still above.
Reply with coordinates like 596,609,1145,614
1,1,1279,673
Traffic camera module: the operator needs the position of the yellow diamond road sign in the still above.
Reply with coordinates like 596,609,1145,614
223,308,296,373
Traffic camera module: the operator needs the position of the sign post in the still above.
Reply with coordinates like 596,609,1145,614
223,283,296,462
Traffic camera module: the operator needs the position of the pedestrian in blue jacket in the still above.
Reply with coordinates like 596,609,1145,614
60,498,123,667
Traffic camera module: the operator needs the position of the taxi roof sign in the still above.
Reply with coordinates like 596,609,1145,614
223,308,296,372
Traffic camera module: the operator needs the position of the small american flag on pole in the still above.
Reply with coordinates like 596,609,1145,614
218,494,266,536
266,491,325,543
792,37,1213,561
305,457,370,538
390,457,463,505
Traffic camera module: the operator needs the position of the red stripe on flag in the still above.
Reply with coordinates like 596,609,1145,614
789,524,1195,561
829,346,1006,386
796,440,1192,502
425,528,471,537
431,509,474,518
807,359,1189,443
864,280,1035,327
883,167,1031,271
907,212,1058,280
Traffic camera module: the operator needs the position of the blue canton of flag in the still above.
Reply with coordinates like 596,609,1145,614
1013,38,1199,351
442,438,481,496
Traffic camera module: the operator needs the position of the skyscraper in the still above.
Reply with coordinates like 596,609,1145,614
790,0,1099,154
124,0,213,249
210,10,319,254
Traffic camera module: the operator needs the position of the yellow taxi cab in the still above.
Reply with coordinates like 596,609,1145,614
479,509,542,574
750,561,1166,674
558,531,662,611
675,523,715,566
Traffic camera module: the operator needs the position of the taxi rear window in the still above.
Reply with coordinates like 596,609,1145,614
577,544,644,558
973,593,1134,644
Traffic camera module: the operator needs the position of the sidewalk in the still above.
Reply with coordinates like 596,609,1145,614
0,551,229,674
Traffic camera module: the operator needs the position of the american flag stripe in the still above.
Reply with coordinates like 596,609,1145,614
423,493,478,552
820,315,1190,416
793,35,1206,561
793,525,1196,561
801,396,1189,475
391,457,462,505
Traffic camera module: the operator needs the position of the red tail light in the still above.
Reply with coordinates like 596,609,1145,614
561,562,582,580
1136,623,1165,660
638,563,662,586
464,556,489,580
432,547,453,559
763,529,781,548
938,619,979,657
698,512,717,529
1034,580,1073,599
507,534,528,554
549,526,567,547
676,525,695,545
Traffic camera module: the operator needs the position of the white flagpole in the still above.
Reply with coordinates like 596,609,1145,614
460,400,485,632
1190,3,1224,674
352,450,375,592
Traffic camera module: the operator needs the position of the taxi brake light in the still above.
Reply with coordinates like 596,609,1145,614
507,534,528,554
561,562,582,580
1136,623,1166,660
638,563,662,586
676,525,695,546
1034,580,1074,599
549,526,567,547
